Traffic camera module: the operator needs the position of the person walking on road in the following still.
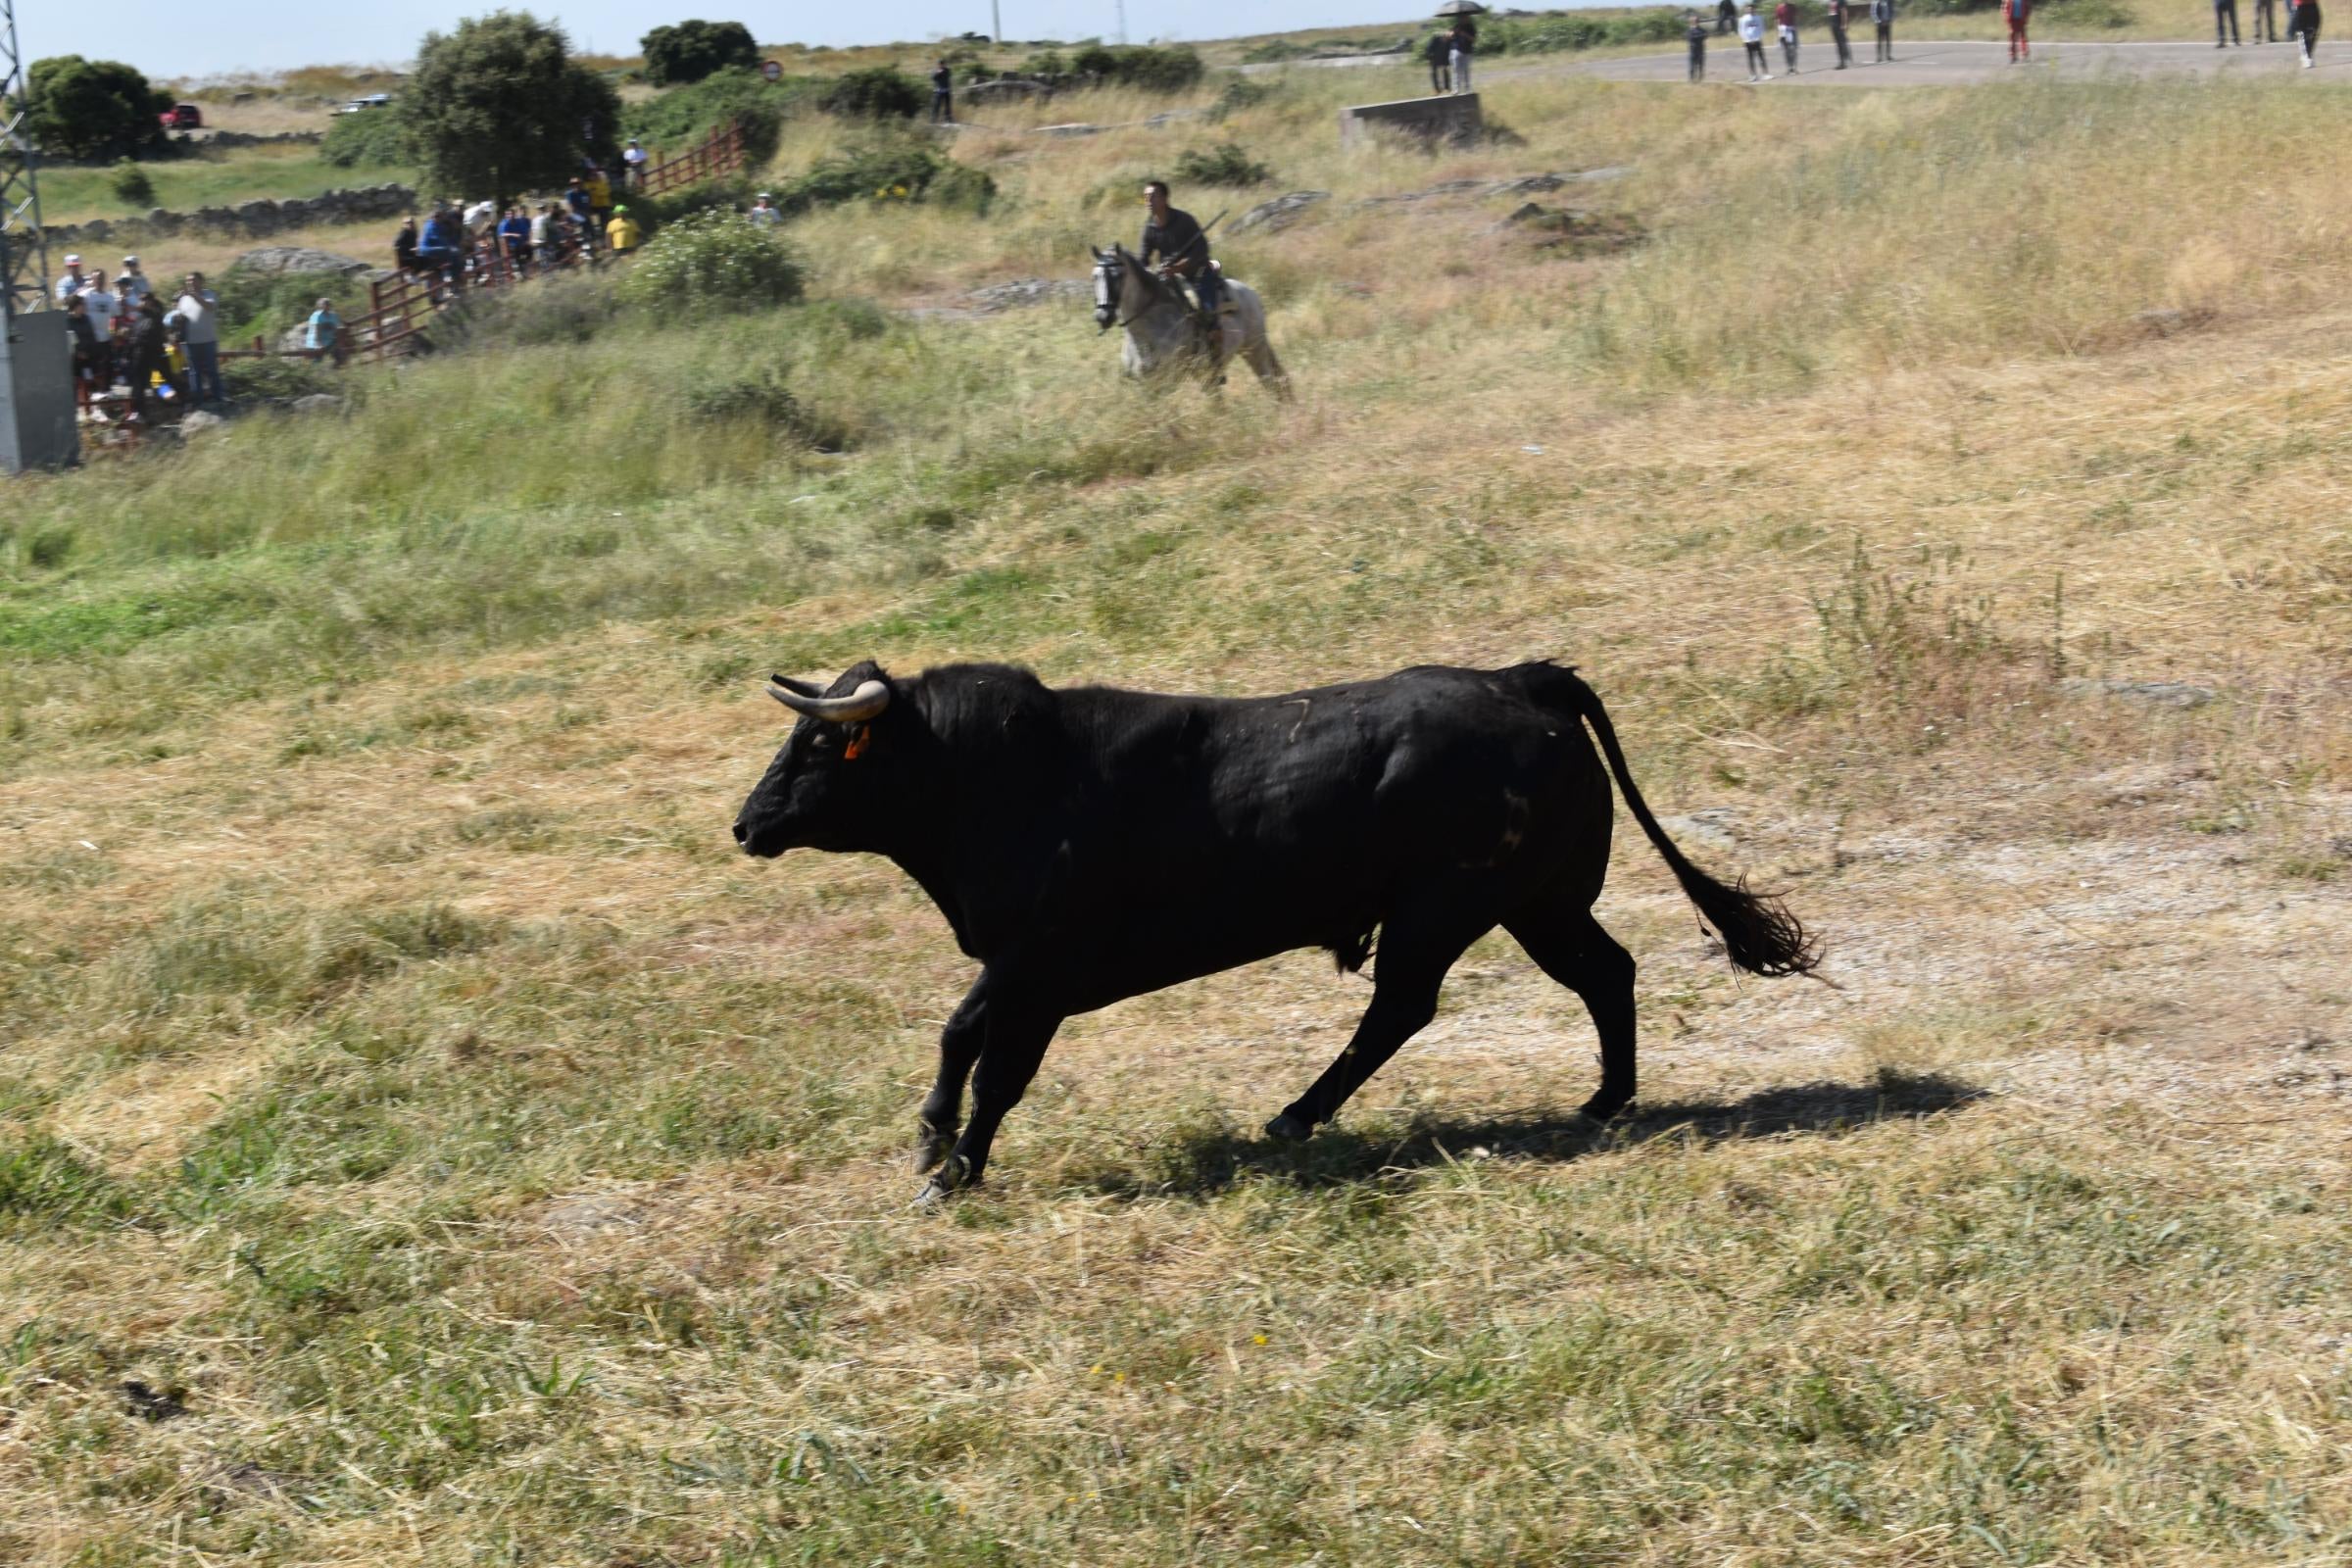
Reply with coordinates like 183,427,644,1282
2291,0,2321,62
1873,0,1896,58
2218,0,2243,44
1740,1,1773,77
1827,0,1856,66
1775,0,1801,71
1424,29,1452,92
1449,18,1476,92
2005,0,2033,59
1688,11,1710,77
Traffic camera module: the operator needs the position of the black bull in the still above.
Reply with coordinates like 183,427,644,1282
733,660,1817,1203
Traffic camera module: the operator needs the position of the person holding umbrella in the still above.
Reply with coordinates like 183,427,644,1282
1424,27,1452,92
1436,0,1485,93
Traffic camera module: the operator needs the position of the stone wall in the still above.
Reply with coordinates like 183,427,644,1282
47,183,416,250
1338,92,1484,149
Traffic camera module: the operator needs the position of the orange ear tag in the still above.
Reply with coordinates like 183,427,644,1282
844,725,872,760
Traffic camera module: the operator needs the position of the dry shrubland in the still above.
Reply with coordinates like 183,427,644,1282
1,51,2348,1568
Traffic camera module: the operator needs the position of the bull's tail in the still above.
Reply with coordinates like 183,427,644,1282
1520,663,1818,977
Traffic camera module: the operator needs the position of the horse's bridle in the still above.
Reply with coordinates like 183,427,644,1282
1093,254,1127,333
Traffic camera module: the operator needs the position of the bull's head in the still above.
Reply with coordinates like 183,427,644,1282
733,661,903,858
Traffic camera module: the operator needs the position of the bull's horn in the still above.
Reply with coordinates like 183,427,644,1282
764,677,891,723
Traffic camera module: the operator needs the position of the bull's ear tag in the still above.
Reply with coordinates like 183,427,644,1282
844,724,873,760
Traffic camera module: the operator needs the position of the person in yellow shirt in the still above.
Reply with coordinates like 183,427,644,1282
606,205,644,254
583,167,613,242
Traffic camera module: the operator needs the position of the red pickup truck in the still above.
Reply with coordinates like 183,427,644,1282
159,103,204,130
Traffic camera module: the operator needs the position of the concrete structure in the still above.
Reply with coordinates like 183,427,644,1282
0,311,78,472
1339,91,1483,148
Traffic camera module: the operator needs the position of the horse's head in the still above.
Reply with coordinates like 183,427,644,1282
1090,245,1123,332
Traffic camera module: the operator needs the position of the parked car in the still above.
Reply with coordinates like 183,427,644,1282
159,103,203,130
336,94,394,114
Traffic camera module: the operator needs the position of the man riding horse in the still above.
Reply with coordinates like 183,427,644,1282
1140,179,1225,328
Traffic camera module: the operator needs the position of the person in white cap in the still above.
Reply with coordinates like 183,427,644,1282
79,268,122,351
55,254,87,303
118,256,154,303
623,136,649,189
747,191,781,229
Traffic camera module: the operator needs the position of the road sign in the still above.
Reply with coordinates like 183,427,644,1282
761,59,783,80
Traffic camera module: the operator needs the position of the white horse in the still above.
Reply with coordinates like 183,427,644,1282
1091,243,1292,400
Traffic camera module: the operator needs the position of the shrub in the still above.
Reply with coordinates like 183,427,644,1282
210,260,368,344
819,67,924,120
22,56,169,160
457,269,626,347
1069,44,1204,90
1172,142,1271,186
1206,77,1276,122
1240,39,1311,63
640,20,760,86
617,210,806,314
108,158,155,206
622,67,809,169
320,107,412,169
778,134,995,218
222,356,339,404
1023,50,1069,75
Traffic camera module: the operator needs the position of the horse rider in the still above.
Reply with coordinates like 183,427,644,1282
1140,178,1224,324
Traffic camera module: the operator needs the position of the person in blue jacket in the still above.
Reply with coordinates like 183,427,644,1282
416,205,463,291
497,206,533,275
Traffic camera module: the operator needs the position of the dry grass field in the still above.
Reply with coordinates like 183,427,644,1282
2,58,2349,1568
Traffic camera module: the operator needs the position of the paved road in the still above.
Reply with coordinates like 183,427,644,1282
1575,36,2346,84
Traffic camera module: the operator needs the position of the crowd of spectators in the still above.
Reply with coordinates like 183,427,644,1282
55,252,244,423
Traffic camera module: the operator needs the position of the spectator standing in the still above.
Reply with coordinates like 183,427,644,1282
79,270,122,352
931,60,955,122
605,205,644,255
1775,0,1801,71
564,176,595,252
1449,19,1476,93
1740,2,1773,77
2218,0,2242,43
65,296,100,416
125,293,175,421
1827,0,1855,65
174,273,223,405
623,137,650,187
416,208,462,290
54,254,87,303
748,191,782,228
1873,0,1896,58
2005,0,2032,59
2253,0,2277,38
1688,11,1710,77
1424,30,1451,92
498,206,532,275
2292,0,2320,62
394,215,419,276
304,297,347,368
118,255,153,303
584,167,614,241
1718,0,1739,31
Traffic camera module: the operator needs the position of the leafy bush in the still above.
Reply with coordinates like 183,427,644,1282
211,261,368,344
1069,44,1204,90
222,356,339,404
1206,77,1276,122
321,108,412,168
1240,39,1312,63
401,12,621,202
819,67,924,120
617,210,806,314
1483,11,1690,53
684,364,808,428
778,134,995,218
1023,50,1070,75
22,56,168,160
1172,142,1271,186
456,269,626,347
622,67,810,169
640,20,760,86
108,158,155,206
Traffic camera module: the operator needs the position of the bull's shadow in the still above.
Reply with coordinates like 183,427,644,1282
1080,1068,1987,1200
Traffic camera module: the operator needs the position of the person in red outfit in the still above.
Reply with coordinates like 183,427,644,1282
1773,0,1801,70
2006,0,2032,59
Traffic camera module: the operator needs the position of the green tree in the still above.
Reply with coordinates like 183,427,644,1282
399,12,621,204
21,56,169,161
640,21,760,86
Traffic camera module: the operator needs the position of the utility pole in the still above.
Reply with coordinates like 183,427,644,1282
1,0,78,471
991,0,1001,44
1115,0,1128,43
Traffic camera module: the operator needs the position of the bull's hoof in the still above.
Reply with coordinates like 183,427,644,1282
912,1123,955,1173
909,1153,976,1211
1577,1094,1632,1124
1263,1111,1314,1143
